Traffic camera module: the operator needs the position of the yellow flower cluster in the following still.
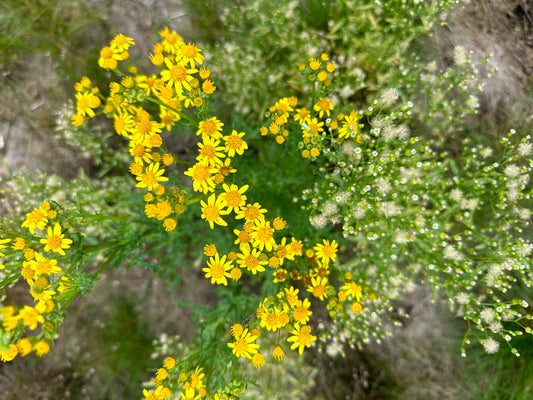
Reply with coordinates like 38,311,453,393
261,55,363,158
142,357,209,400
71,28,221,231
0,200,74,362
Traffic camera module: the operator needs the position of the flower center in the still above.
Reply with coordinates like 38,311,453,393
257,226,273,242
170,65,187,82
47,235,62,250
193,165,210,181
200,120,217,136
210,262,224,279
244,255,259,269
224,191,242,207
203,204,220,222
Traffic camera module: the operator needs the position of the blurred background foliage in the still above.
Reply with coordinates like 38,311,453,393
1,0,532,399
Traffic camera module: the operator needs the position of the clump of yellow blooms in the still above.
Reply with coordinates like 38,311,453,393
0,200,78,362
262,55,364,159
1,29,372,399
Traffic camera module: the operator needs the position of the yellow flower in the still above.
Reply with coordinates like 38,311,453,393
19,303,46,330
0,344,18,362
308,57,321,71
313,239,338,265
163,217,177,232
196,117,224,140
40,223,72,256
110,33,134,53
273,345,285,361
250,219,276,252
164,356,176,369
202,79,216,94
98,46,122,69
227,328,259,359
202,252,233,286
338,110,359,140
200,193,230,229
252,352,265,368
287,324,316,355
230,323,244,337
161,57,197,95
196,137,226,167
22,208,48,234
16,338,33,357
307,276,328,301
223,130,248,157
313,98,334,118
135,162,169,191
235,202,267,222
237,247,267,275
221,184,248,213
32,252,61,275
352,302,363,314
184,162,217,194
342,281,362,302
203,244,217,256
293,298,312,324
180,43,204,68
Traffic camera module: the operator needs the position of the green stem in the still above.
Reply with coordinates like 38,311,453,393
145,95,197,125
0,272,22,289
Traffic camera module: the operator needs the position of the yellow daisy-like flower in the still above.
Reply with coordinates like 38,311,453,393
341,281,362,302
292,298,313,324
313,239,338,265
129,142,153,165
352,302,363,314
200,193,231,229
313,98,334,118
287,324,316,355
203,244,217,256
220,184,249,213
227,328,260,359
110,33,135,53
98,46,122,69
233,228,252,251
196,137,226,167
22,208,48,234
294,107,311,125
179,43,204,68
196,117,224,141
304,117,324,137
223,130,248,157
161,57,197,95
338,110,359,140
307,276,328,301
230,323,244,337
19,302,46,330
202,252,233,286
31,252,61,275
202,79,216,94
235,202,267,222
135,162,169,191
184,162,217,194
163,218,178,232
251,220,276,252
40,223,72,256
283,286,300,308
236,247,267,275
